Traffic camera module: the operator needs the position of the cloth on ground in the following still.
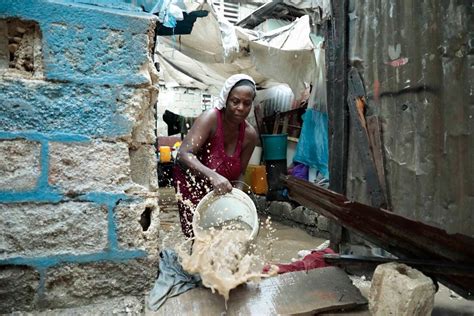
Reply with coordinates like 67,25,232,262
147,249,201,311
262,248,335,275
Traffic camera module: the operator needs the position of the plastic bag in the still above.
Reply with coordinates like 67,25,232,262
293,109,329,179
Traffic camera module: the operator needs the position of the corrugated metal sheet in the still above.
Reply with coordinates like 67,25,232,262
346,0,472,236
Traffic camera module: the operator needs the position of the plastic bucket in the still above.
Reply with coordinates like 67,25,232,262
251,165,268,194
261,134,288,160
193,188,259,240
159,146,171,163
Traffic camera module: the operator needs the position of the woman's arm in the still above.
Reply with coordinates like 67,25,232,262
235,123,258,190
176,110,233,194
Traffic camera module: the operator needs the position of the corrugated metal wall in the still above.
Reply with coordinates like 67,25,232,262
346,0,472,236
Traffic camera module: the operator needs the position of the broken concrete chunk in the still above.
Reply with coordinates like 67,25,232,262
369,262,436,316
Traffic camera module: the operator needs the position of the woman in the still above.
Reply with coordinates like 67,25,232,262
174,74,258,238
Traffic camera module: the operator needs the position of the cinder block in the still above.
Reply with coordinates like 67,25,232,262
369,262,436,316
0,265,40,313
121,88,157,145
267,201,293,218
0,79,153,138
130,145,158,191
0,139,41,191
115,197,160,256
317,215,330,231
0,202,108,259
49,140,136,193
289,206,318,226
43,258,156,309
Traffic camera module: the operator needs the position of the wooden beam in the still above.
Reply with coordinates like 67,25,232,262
283,175,474,299
325,0,349,249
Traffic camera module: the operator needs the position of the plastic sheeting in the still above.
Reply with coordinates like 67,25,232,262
155,4,322,100
294,109,329,179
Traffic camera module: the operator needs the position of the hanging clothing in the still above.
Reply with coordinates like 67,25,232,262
173,108,246,237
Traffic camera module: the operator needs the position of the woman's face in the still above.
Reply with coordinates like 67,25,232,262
225,85,255,124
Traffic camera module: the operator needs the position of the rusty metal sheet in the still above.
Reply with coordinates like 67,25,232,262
147,267,367,315
284,175,474,299
347,0,473,236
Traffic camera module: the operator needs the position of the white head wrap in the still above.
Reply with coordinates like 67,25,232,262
215,74,256,110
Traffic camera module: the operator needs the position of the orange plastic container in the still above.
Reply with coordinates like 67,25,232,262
251,165,268,195
159,146,172,163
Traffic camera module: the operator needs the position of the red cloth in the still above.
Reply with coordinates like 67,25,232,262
263,248,335,274
174,108,246,237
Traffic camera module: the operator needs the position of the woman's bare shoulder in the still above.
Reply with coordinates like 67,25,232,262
244,121,258,142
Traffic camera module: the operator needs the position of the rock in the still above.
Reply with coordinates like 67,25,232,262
0,266,39,313
369,262,436,316
0,202,108,259
267,201,293,218
0,139,41,191
289,206,317,226
317,215,330,231
8,43,18,53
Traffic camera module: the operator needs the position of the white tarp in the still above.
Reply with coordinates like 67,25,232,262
155,2,324,104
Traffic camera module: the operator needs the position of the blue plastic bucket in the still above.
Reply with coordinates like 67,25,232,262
261,134,288,160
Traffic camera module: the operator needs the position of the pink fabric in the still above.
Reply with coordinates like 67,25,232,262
263,248,335,274
174,109,246,237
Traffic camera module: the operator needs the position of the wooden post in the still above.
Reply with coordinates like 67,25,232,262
325,0,349,251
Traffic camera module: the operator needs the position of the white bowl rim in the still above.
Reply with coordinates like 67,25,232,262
193,188,259,239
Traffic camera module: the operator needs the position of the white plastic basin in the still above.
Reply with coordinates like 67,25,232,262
193,188,259,240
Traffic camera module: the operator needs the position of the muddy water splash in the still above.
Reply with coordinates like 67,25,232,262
178,221,277,303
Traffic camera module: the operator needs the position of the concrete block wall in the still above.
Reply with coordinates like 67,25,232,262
0,1,160,312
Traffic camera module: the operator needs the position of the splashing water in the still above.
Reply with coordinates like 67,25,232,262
177,220,277,304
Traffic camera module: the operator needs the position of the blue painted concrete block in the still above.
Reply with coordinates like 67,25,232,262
0,0,157,85
0,79,144,136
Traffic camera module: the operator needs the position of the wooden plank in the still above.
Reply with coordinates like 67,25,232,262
366,115,389,207
347,68,387,209
147,267,367,315
325,0,349,250
272,112,281,134
283,175,474,299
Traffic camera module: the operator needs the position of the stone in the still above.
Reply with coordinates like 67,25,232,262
43,258,156,310
115,197,160,256
369,262,436,316
0,139,41,191
0,202,108,259
129,145,158,191
317,215,330,232
0,266,40,313
289,206,318,226
254,194,267,214
267,201,293,218
49,140,136,193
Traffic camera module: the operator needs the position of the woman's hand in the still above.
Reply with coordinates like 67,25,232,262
211,173,233,195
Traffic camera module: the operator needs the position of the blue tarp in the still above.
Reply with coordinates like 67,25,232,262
293,109,329,179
